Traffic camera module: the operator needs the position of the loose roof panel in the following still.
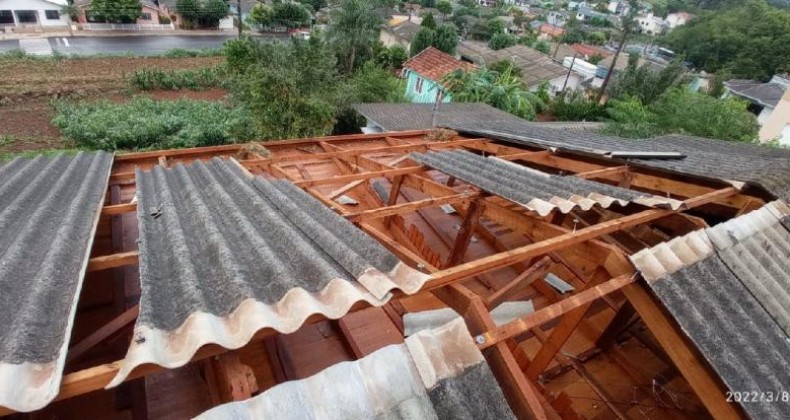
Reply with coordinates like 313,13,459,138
109,158,428,386
411,150,684,216
0,152,113,412
630,201,790,419
196,318,516,419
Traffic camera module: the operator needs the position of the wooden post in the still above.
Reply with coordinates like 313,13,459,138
446,199,485,267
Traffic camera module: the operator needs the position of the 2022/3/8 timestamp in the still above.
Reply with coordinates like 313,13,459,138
726,391,790,403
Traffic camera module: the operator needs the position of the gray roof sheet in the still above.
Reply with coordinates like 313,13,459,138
110,158,428,387
448,122,790,202
354,102,530,131
725,79,787,107
0,152,113,412
457,42,568,87
410,150,684,216
384,20,421,42
630,202,790,419
196,318,516,420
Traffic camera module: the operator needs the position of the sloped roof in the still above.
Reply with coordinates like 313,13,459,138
0,152,113,412
410,150,684,216
630,201,790,420
457,42,569,87
196,318,516,419
725,79,787,108
403,47,474,82
539,23,565,37
570,43,610,58
384,20,422,43
354,102,528,131
109,158,428,387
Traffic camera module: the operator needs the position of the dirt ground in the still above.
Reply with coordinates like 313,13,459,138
0,56,227,154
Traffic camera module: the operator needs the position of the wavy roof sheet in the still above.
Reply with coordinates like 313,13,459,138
196,318,516,420
630,201,790,419
0,152,113,412
109,158,428,387
411,150,684,216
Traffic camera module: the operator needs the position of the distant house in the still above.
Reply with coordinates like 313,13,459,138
546,10,566,27
636,13,666,35
74,0,168,24
724,75,790,145
575,6,607,22
380,20,421,52
569,43,610,60
457,41,582,94
401,47,474,103
0,0,69,28
607,1,629,15
537,23,564,40
665,11,691,29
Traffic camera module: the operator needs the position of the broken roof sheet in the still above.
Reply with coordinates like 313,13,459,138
410,150,684,216
109,158,428,387
196,318,516,420
630,201,790,419
0,152,113,412
448,122,790,202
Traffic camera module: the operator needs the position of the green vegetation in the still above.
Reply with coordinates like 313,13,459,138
175,0,229,28
443,66,545,120
248,1,312,29
52,97,254,151
488,33,517,50
327,0,382,73
89,0,142,23
128,67,225,90
411,24,459,56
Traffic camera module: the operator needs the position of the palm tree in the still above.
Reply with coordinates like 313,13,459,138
443,65,544,120
326,0,381,74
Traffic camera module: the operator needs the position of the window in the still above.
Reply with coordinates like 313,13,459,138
15,10,37,23
140,12,152,20
45,10,60,20
0,10,13,25
414,77,423,94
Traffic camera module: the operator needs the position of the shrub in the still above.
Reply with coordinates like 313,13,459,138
129,67,225,90
550,90,605,121
52,97,255,151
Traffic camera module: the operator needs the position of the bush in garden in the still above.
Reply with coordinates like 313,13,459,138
51,97,255,151
128,67,225,90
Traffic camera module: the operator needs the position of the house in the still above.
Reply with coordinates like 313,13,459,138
575,6,607,22
74,0,168,24
546,10,566,27
457,41,583,93
0,0,69,28
379,20,421,52
569,43,610,60
665,11,691,29
725,75,790,145
401,46,474,103
537,23,564,40
607,0,629,15
636,12,666,35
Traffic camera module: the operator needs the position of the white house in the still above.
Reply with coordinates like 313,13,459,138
607,1,629,15
724,75,790,145
665,11,691,29
636,13,665,35
0,0,69,27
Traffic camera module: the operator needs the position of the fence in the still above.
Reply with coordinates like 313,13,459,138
82,23,175,31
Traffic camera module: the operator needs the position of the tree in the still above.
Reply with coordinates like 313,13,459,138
410,28,435,56
609,58,686,105
298,0,327,13
90,0,141,23
550,89,606,121
199,0,229,27
443,66,545,120
437,0,453,18
421,12,437,29
270,2,311,28
534,40,550,54
588,53,604,64
374,44,408,70
488,33,517,50
588,31,606,45
327,0,382,73
490,59,522,78
434,24,459,54
486,18,505,38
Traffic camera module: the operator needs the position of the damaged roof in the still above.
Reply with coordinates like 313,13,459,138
196,318,516,419
0,152,114,412
410,150,684,216
630,201,790,420
110,158,428,387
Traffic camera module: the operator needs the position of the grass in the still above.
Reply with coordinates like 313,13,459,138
129,66,226,90
0,47,224,62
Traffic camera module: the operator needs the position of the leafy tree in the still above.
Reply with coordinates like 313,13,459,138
518,34,537,46
443,66,545,120
248,3,273,27
488,33,517,50
437,0,453,18
327,0,382,73
550,89,606,121
534,40,550,54
434,24,459,54
588,53,604,64
271,2,311,28
665,0,790,80
373,43,408,70
601,97,659,137
333,61,406,133
561,28,585,44
588,31,606,45
421,0,436,7
410,28,435,56
490,59,522,78
486,18,505,38
199,0,229,27
298,0,327,13
421,12,437,29
176,0,200,22
90,0,141,23
609,58,686,105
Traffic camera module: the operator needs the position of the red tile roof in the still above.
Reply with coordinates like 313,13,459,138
570,43,610,58
539,24,565,37
402,47,474,82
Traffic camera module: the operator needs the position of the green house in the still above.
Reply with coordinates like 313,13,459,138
402,47,473,103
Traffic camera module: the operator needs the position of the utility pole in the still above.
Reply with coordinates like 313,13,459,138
237,0,242,38
562,53,577,92
597,0,637,104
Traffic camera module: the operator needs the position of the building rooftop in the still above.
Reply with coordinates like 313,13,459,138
725,78,788,108
403,47,474,82
457,41,569,87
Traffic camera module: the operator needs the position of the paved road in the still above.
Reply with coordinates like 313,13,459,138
1,34,288,56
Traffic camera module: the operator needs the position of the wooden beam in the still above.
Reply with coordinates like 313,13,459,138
67,305,139,364
344,192,478,223
87,251,139,272
446,199,485,267
566,357,629,420
575,165,629,180
101,202,137,216
478,274,636,348
486,257,552,309
209,352,259,402
293,165,423,188
622,284,743,420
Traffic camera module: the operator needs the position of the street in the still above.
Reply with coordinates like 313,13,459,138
0,34,288,56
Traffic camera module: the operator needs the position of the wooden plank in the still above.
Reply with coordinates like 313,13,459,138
66,305,139,364
101,202,138,216
479,274,636,348
337,307,403,358
622,283,743,420
566,357,629,420
345,193,478,223
87,251,139,272
446,199,485,267
575,165,629,180
486,257,552,309
209,352,259,402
